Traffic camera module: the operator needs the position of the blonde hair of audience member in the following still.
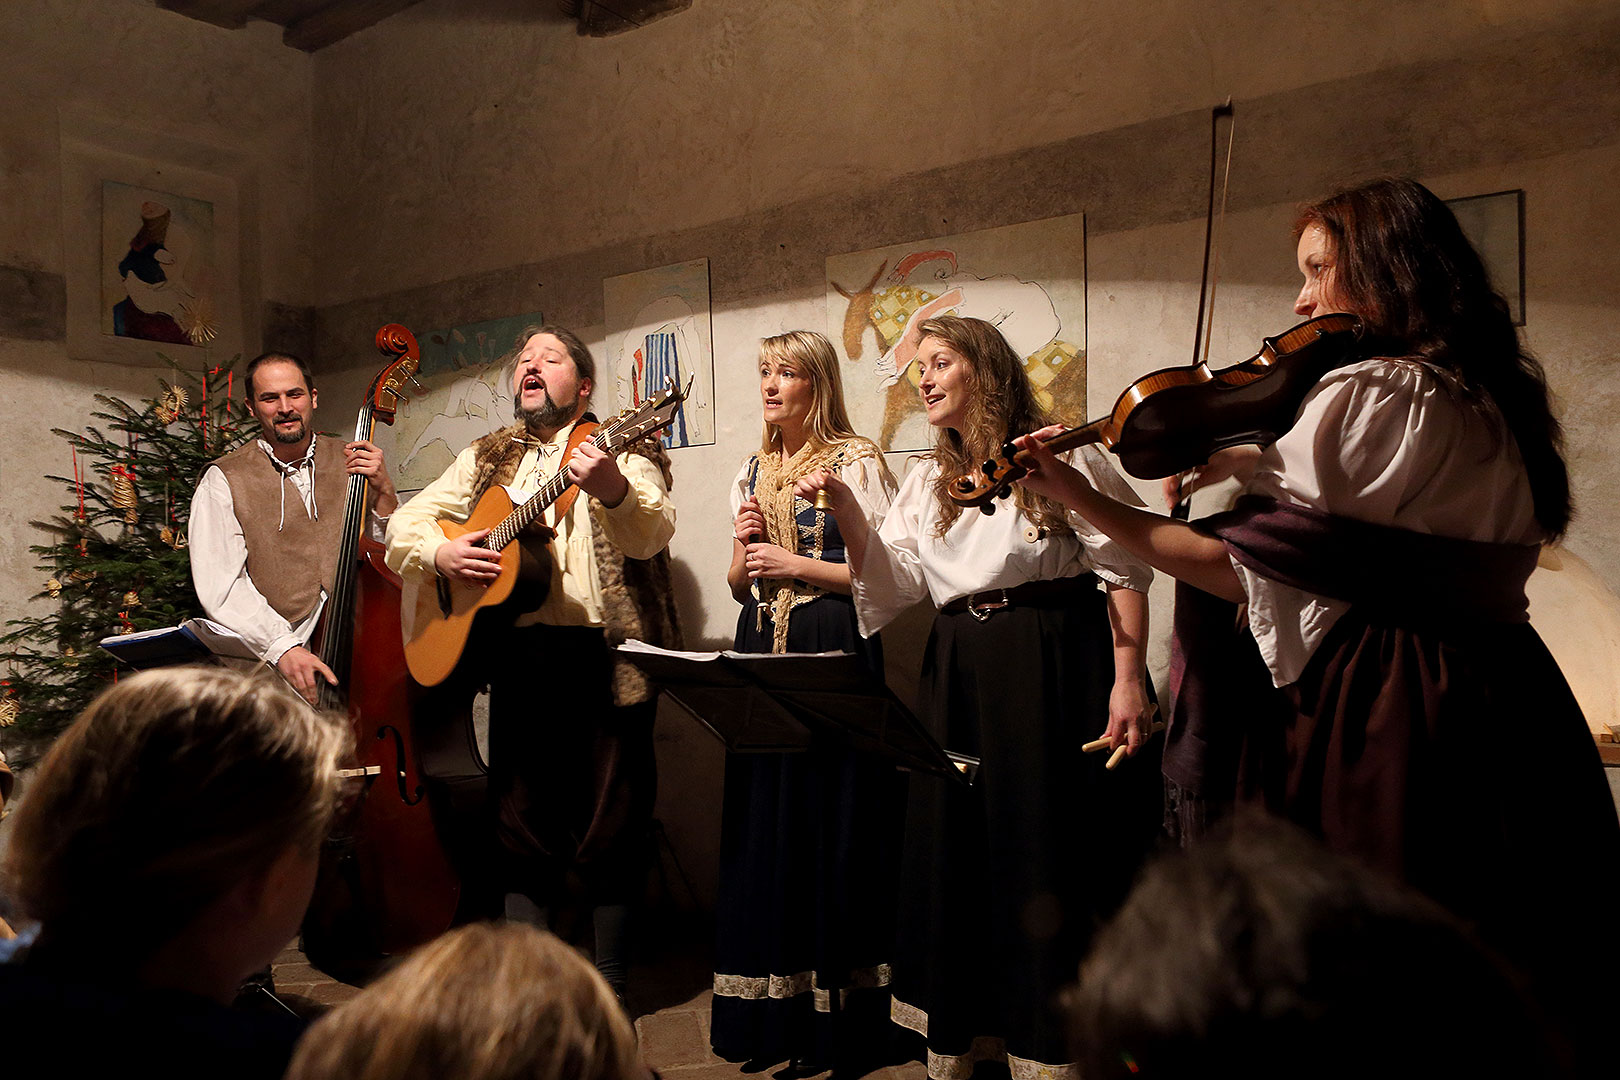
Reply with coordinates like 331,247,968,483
286,922,642,1080
757,329,880,458
916,314,1072,539
1,666,348,999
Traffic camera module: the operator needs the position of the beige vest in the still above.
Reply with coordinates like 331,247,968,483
211,437,347,624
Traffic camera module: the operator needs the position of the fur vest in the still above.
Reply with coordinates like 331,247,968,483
469,421,682,705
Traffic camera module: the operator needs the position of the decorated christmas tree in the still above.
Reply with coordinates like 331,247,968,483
0,358,253,744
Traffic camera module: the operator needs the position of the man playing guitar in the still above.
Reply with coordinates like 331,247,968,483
384,324,680,1003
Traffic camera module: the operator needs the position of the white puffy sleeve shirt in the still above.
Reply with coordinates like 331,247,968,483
851,445,1154,637
1239,357,1541,686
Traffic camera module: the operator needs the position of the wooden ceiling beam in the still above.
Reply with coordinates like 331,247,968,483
155,0,266,30
282,0,425,52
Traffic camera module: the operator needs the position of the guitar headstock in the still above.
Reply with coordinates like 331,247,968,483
601,375,691,449
370,323,423,427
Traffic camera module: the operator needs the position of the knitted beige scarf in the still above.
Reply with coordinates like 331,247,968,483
751,438,879,653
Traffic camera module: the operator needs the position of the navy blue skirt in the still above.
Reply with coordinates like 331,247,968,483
710,593,907,1068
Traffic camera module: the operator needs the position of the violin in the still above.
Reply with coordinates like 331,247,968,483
948,312,1363,510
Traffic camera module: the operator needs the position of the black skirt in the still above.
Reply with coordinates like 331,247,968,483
890,585,1161,1080
710,593,908,1067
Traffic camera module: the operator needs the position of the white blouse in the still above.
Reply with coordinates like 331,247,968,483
1239,357,1541,686
852,445,1154,637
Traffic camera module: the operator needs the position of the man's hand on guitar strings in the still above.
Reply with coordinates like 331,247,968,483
434,528,503,586
568,441,631,508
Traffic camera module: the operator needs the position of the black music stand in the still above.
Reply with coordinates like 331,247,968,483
615,639,974,784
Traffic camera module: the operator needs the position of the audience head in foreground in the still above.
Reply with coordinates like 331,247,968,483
5,665,347,989
287,921,642,1080
1068,816,1568,1079
0,666,349,1075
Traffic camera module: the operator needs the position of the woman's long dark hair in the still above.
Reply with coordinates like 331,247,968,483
921,315,1073,539
1297,178,1570,538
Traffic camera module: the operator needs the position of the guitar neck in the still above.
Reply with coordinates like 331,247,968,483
486,425,627,550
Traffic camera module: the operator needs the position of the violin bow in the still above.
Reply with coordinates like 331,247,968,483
1175,99,1237,521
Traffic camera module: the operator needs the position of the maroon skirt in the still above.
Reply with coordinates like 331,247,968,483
1240,613,1620,1076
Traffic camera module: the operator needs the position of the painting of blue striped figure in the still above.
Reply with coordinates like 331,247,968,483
642,329,688,447
604,257,715,449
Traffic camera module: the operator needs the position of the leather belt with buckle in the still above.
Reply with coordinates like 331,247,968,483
940,575,1097,621
966,589,1009,621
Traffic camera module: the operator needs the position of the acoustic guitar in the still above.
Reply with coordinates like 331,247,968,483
402,377,688,686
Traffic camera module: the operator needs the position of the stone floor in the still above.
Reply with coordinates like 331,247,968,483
269,930,926,1080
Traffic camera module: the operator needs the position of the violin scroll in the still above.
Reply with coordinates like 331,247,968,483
949,446,1031,510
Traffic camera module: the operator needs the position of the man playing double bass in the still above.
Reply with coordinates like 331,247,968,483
189,350,398,705
384,324,680,1002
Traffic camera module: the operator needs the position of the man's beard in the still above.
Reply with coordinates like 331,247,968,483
270,416,305,444
515,388,573,432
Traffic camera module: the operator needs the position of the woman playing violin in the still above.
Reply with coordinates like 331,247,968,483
800,315,1159,1080
1015,177,1620,1076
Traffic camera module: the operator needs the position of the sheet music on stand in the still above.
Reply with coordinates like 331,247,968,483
98,618,262,669
615,639,975,784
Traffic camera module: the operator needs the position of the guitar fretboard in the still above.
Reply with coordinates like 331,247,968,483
483,423,627,551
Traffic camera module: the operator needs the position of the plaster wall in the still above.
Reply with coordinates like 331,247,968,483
311,0,1598,304
0,0,314,712
0,0,313,298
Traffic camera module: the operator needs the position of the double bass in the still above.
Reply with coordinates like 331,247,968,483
301,324,462,982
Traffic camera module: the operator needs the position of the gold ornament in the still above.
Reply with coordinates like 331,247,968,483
156,384,189,424
0,699,17,728
160,525,188,550
111,469,138,524
122,590,141,608
117,615,135,636
45,577,61,598
68,568,96,583
63,645,79,668
178,297,218,346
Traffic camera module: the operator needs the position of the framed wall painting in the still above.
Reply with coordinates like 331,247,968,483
61,113,250,367
604,258,715,450
1447,189,1525,325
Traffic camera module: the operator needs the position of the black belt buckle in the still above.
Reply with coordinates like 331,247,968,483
968,588,1010,622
